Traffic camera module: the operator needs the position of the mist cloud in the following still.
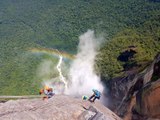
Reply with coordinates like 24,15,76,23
66,30,104,96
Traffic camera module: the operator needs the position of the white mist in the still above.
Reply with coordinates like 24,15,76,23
66,30,104,96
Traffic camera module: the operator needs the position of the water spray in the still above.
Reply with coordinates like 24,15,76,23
56,50,68,91
67,30,104,96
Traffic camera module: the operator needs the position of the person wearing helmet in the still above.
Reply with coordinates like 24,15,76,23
88,89,101,102
82,95,88,100
39,86,55,100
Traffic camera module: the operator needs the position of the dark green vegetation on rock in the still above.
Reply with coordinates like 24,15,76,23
96,14,160,79
0,0,160,95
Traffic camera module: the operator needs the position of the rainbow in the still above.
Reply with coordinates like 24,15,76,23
28,47,75,60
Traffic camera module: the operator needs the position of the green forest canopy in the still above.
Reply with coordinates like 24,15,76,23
0,0,160,95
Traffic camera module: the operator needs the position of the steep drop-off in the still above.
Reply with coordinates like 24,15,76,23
107,53,160,120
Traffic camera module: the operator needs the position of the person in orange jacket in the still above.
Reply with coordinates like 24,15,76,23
39,86,55,100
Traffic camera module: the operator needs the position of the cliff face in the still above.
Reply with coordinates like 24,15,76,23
107,53,160,119
133,79,160,119
0,95,121,120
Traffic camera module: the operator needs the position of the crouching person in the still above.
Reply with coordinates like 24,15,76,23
89,89,101,103
39,86,55,100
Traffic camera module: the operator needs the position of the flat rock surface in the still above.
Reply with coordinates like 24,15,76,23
0,95,121,120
